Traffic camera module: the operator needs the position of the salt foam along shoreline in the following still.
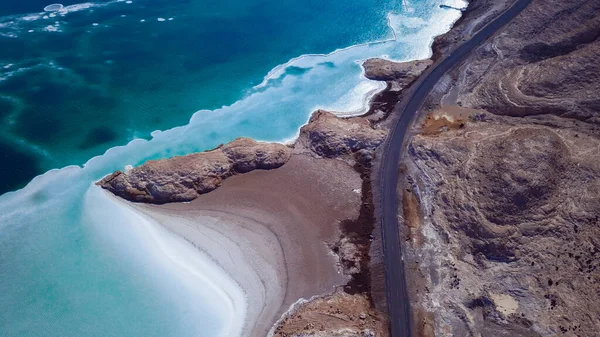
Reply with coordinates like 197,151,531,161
0,0,467,175
121,154,362,337
255,0,468,89
84,187,247,337
128,201,285,337
0,2,467,336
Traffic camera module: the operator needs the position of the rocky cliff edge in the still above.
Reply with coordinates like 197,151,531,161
98,110,387,204
97,138,291,204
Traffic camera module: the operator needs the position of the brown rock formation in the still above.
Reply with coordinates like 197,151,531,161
297,110,387,165
273,291,387,337
97,137,291,204
98,107,390,205
363,58,432,85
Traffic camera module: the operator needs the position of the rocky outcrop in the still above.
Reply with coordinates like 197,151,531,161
363,58,432,85
406,114,600,337
97,138,291,204
273,291,387,337
297,110,386,165
360,58,435,125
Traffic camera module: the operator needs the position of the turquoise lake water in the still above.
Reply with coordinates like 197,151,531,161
0,0,400,193
0,0,465,336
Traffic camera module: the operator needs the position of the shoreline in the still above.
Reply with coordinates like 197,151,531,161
123,154,363,337
85,186,247,337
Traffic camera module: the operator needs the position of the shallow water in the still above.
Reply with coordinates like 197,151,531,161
0,0,465,336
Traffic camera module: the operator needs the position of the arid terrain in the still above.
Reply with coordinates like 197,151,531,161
400,0,600,336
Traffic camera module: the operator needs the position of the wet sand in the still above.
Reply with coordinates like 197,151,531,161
130,154,363,337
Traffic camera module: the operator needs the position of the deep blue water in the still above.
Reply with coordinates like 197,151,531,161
0,1,83,16
0,0,465,336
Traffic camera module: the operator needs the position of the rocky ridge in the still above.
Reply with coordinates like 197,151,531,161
99,108,389,205
363,58,432,85
296,110,386,166
452,0,600,123
97,138,291,204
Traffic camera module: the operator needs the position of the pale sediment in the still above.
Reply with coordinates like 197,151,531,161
86,187,248,337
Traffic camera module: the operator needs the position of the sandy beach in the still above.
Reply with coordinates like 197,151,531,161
128,154,363,337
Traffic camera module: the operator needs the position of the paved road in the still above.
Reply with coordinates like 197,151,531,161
377,0,532,336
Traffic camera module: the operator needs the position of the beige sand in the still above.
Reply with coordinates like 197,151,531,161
130,154,363,337
490,294,519,316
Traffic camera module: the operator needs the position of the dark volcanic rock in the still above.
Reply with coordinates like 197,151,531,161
97,138,291,204
468,128,568,226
